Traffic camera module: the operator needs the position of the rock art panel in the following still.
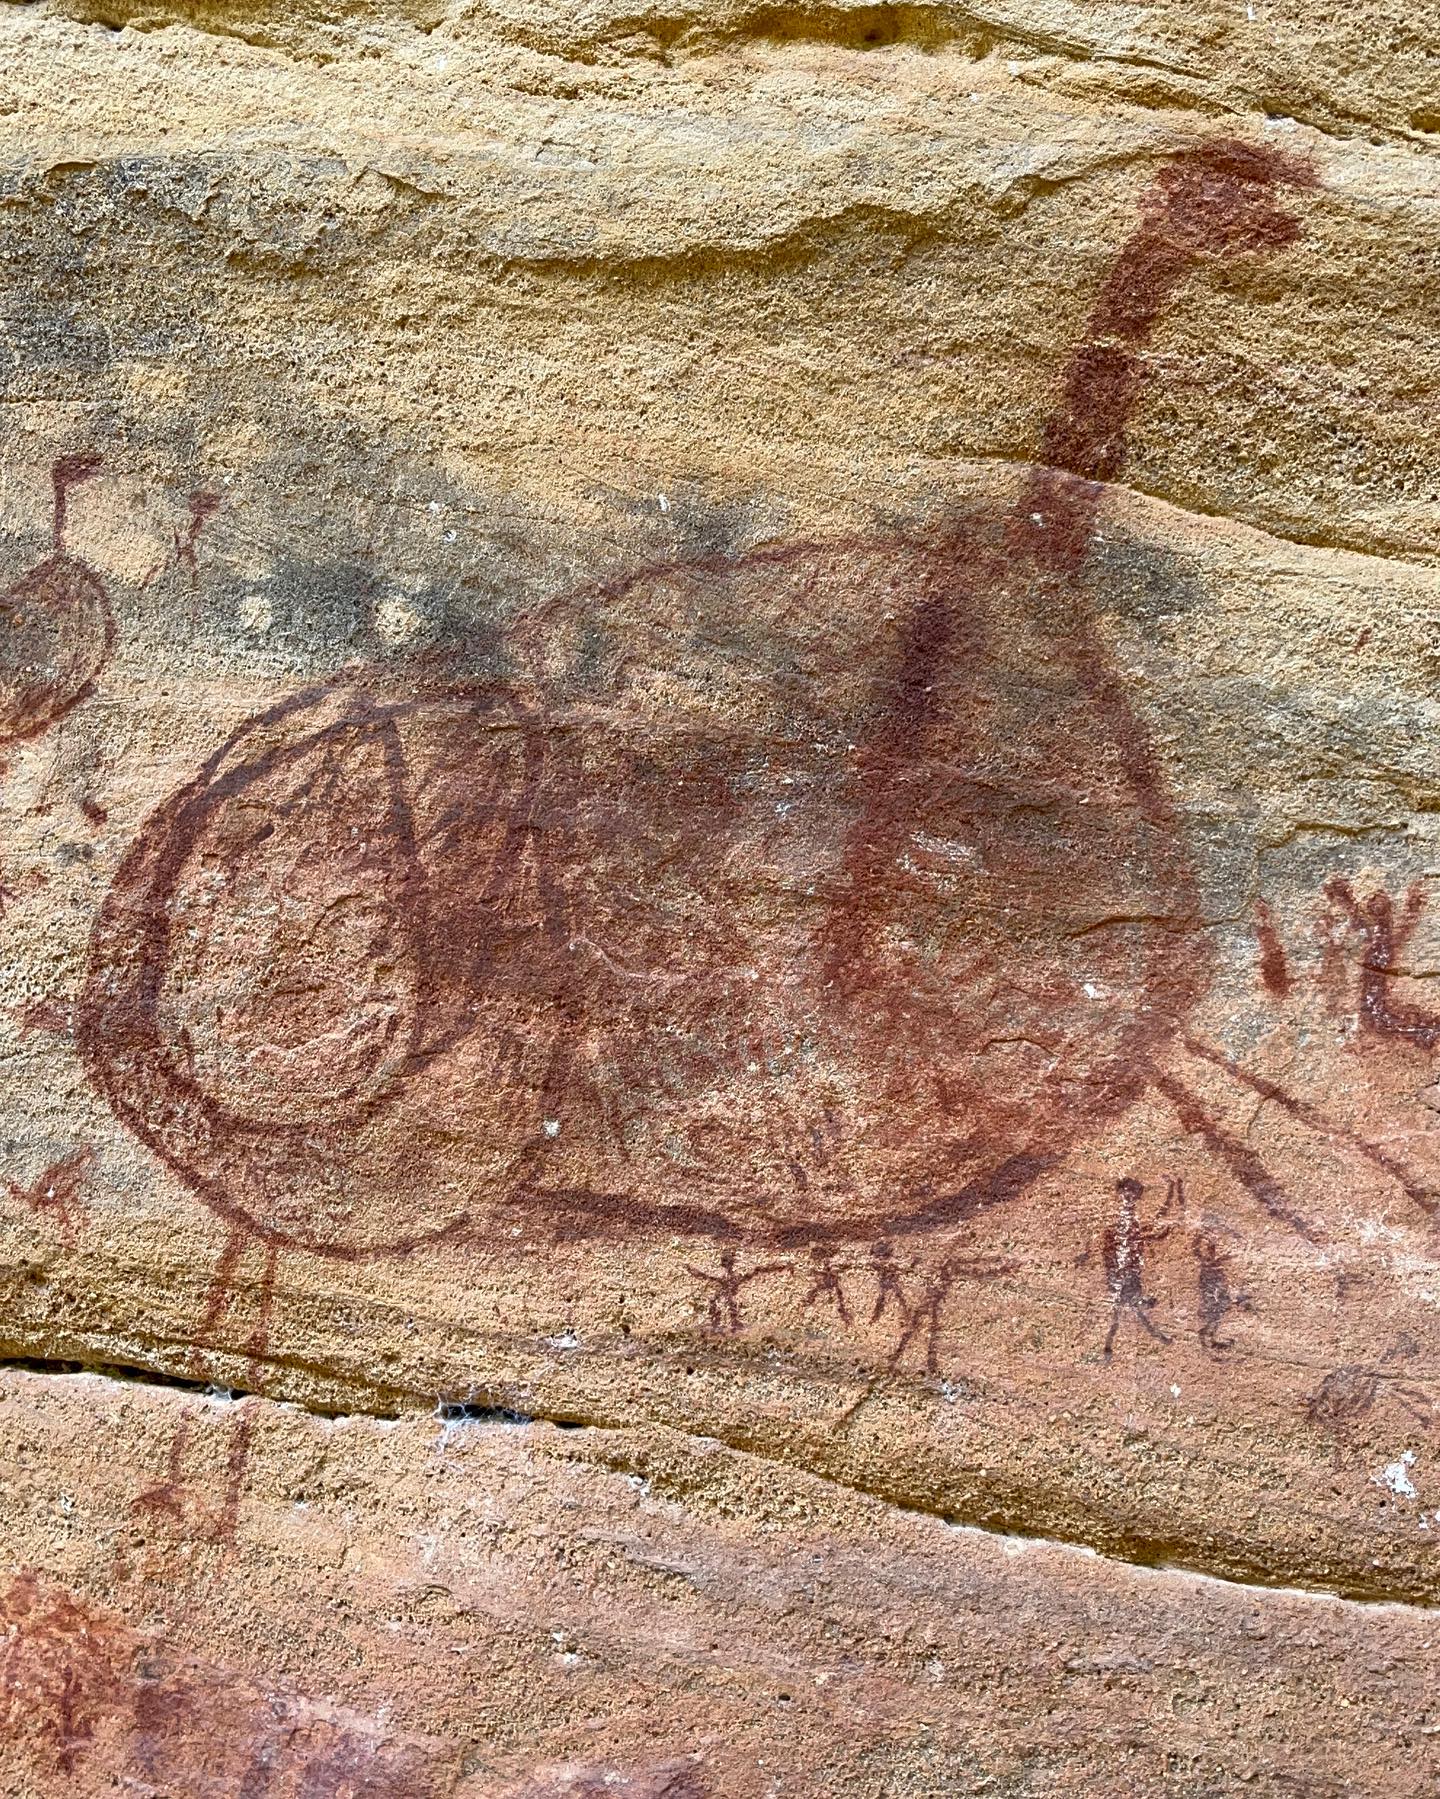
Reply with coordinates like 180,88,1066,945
0,1569,451,1797
79,143,1318,1260
3,1368,1439,1798
3,12,1440,1756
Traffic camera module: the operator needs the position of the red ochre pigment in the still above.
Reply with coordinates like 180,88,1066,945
79,143,1320,1257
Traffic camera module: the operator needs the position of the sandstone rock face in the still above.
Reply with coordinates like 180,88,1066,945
6,1367,1440,1796
2,1,1440,1791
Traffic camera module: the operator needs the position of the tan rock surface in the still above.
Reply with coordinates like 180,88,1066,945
4,1366,1440,1795
1,0,1439,1787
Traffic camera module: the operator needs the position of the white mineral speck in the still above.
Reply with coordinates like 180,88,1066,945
239,590,273,633
375,593,423,645
1378,1450,1419,1500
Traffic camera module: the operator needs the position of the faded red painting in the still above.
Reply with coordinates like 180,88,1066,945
0,454,113,748
0,1572,444,1797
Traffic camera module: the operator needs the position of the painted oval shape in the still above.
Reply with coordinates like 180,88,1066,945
153,714,424,1127
81,520,1207,1253
0,553,113,745
78,684,547,1256
506,515,1209,1241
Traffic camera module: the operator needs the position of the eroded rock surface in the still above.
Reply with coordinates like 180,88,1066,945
1,0,1439,1788
5,1368,1440,1795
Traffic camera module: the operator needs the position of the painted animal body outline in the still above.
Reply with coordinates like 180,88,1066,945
76,140,1328,1267
0,454,113,749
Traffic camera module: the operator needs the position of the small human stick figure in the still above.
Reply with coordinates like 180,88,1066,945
176,489,221,584
886,1265,951,1372
1192,1232,1253,1352
142,487,223,591
1323,877,1440,1050
885,1253,1017,1373
1102,1177,1173,1360
685,1249,787,1335
800,1247,852,1324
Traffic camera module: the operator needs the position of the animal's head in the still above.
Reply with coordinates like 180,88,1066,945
1149,138,1317,257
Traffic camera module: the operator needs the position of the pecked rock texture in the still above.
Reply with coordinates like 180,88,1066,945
2,0,1440,1789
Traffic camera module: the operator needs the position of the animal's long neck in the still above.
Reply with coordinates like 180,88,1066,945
1010,142,1308,576
51,452,103,554
1038,231,1201,489
1011,227,1198,576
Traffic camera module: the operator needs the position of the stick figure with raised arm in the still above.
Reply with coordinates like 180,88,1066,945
800,1247,853,1324
686,1249,787,1334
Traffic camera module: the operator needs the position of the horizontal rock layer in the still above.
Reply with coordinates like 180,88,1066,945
4,1365,1439,1795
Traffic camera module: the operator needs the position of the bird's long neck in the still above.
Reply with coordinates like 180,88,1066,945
1008,143,1307,576
1009,225,1205,576
1041,230,1202,486
51,452,103,554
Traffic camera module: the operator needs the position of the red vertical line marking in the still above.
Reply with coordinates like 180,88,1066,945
218,1244,278,1546
189,1225,248,1373
1255,898,1292,997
